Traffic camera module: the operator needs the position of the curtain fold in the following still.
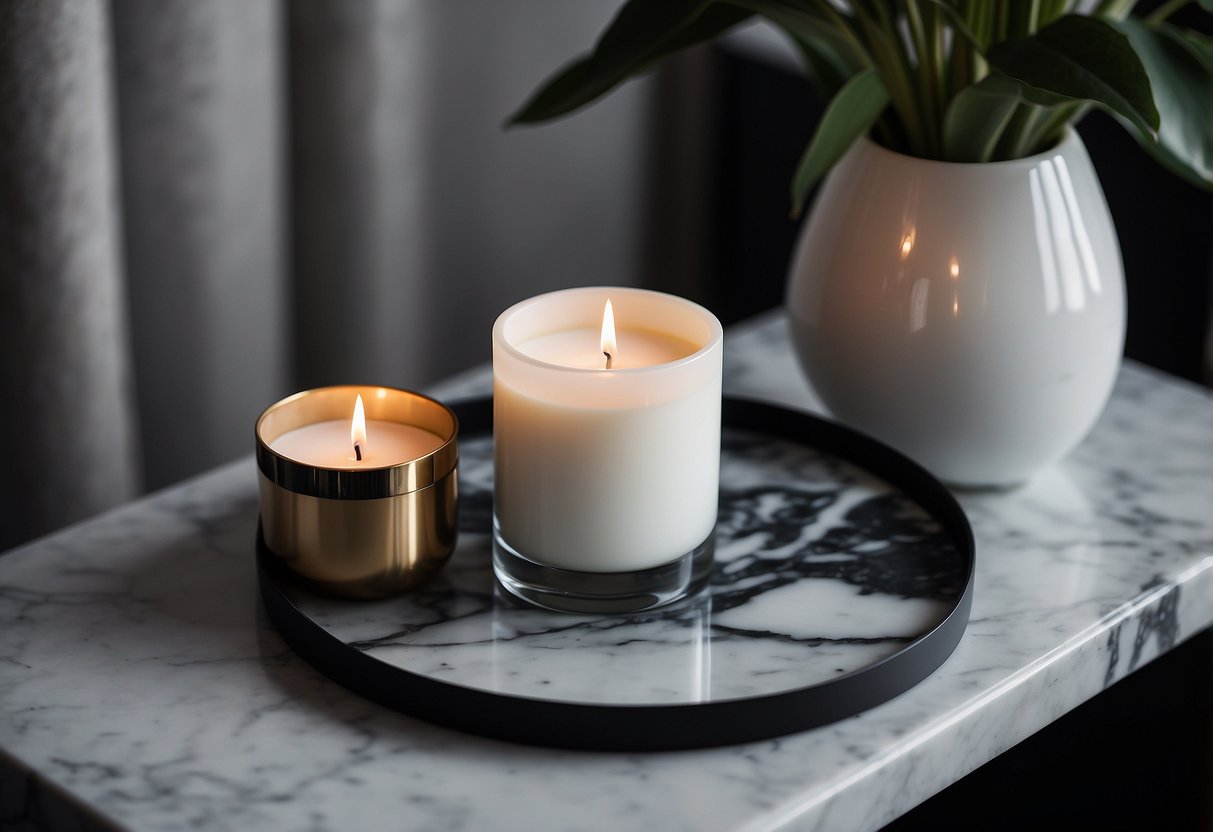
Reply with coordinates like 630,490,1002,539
0,0,141,551
288,0,433,390
112,0,287,490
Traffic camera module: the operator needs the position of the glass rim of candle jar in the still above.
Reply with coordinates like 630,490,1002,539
493,286,723,376
255,385,458,500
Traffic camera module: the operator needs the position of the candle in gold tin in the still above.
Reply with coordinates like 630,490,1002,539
255,385,458,599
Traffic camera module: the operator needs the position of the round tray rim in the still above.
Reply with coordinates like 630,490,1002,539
258,395,975,751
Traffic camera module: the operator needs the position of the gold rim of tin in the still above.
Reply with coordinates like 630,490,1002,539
255,385,458,500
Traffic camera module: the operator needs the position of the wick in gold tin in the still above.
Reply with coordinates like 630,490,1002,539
255,385,458,599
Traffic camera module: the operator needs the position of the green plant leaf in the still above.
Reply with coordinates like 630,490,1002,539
507,1,751,124
987,14,1160,137
791,68,889,217
773,26,853,99
728,0,866,76
1113,19,1213,188
725,0,844,41
713,0,869,108
634,4,754,68
942,74,1024,161
943,71,1077,161
1177,29,1213,74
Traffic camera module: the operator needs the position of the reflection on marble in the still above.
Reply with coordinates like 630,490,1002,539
1,310,1211,832
287,430,963,705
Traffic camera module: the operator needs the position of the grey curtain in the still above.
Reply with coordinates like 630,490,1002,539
1,2,141,545
113,0,286,492
0,0,654,551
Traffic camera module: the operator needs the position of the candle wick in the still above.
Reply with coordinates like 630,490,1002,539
354,443,363,461
603,351,612,370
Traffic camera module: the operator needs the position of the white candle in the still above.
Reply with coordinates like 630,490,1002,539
493,286,723,573
270,419,445,468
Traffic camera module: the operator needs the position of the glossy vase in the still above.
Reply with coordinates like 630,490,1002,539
787,128,1125,486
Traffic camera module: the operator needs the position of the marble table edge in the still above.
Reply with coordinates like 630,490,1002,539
744,564,1213,832
0,744,128,832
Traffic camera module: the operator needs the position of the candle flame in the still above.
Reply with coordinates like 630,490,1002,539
351,394,367,460
600,299,617,368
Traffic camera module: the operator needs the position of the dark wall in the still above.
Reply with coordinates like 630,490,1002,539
710,49,817,325
1080,110,1213,384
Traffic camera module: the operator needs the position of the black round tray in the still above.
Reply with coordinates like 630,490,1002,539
258,396,975,751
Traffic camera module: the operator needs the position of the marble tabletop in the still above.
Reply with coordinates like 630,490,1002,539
2,310,1211,832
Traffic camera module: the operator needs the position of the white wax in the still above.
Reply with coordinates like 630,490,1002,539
493,287,723,572
518,327,698,369
270,419,444,468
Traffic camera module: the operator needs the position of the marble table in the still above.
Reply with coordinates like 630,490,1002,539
2,310,1211,831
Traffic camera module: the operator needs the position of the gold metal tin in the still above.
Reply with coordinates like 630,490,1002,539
255,385,458,599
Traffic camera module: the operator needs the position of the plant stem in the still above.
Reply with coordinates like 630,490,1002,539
967,0,992,78
1146,0,1188,23
852,3,931,156
926,3,946,117
1037,0,1070,28
949,46,969,105
1029,101,1089,150
1093,0,1141,20
809,0,873,66
992,104,1034,159
906,0,942,156
1025,0,1042,34
1008,106,1049,157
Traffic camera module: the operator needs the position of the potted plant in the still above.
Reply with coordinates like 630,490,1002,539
508,0,1213,486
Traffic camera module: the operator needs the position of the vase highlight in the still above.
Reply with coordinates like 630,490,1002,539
787,128,1125,487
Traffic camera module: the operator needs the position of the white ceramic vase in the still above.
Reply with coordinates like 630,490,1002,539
787,128,1125,486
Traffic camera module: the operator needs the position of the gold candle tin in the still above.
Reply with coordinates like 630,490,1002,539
255,385,458,599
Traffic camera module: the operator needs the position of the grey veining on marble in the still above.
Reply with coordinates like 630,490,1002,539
2,309,1212,832
287,427,963,707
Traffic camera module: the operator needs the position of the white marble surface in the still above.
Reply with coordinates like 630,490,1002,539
3,310,1212,831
